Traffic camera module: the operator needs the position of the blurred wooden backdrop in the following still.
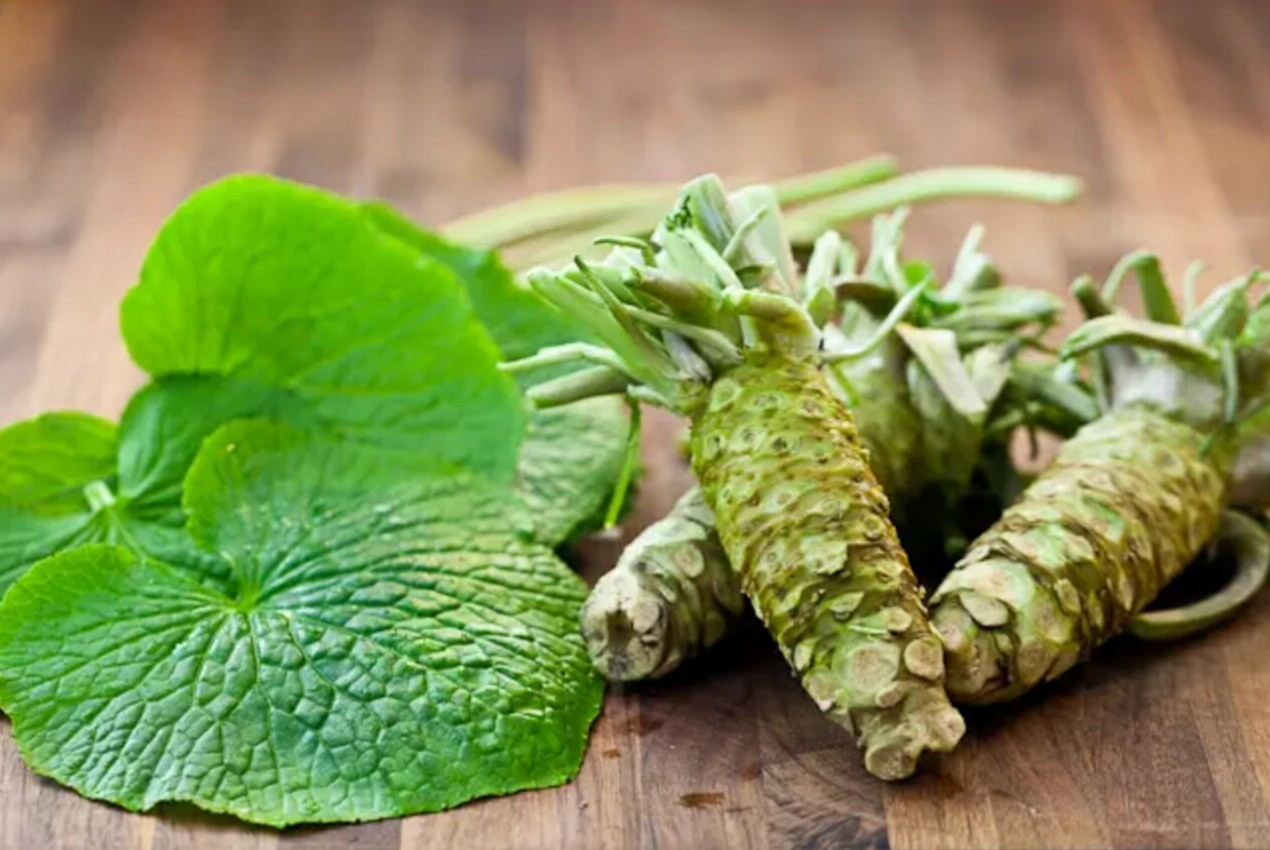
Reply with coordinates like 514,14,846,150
3,1,1270,848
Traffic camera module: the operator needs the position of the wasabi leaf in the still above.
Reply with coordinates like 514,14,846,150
360,202,584,360
0,379,313,593
0,413,120,591
360,201,630,545
122,175,526,483
0,422,602,826
518,399,629,544
0,412,117,509
0,177,530,594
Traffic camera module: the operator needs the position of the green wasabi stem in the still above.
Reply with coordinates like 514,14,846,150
1129,510,1270,641
784,167,1082,245
984,358,1100,459
931,254,1270,705
83,480,116,512
523,365,631,407
507,175,968,780
772,154,899,205
580,214,1070,686
1102,252,1182,325
825,212,1059,511
447,155,900,261
442,184,673,249
490,162,1080,271
602,403,642,529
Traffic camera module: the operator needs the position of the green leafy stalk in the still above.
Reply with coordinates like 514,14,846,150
1231,404,1270,511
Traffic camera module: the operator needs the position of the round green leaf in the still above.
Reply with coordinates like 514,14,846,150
361,202,631,544
0,422,602,826
121,175,525,483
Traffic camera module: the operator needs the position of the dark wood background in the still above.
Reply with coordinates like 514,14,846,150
3,1,1270,848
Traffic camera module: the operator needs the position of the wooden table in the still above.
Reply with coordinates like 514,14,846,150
3,1,1270,847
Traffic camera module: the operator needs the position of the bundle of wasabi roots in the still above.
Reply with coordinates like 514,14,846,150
497,166,1270,781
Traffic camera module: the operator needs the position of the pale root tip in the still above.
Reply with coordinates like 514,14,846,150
863,703,966,781
580,571,671,682
865,739,921,782
928,705,967,750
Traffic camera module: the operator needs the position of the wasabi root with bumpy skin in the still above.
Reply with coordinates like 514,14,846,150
507,175,966,780
581,216,1071,684
931,254,1270,704
933,408,1223,701
580,487,739,680
691,352,963,779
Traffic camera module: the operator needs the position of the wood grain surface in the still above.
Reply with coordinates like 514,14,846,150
2,1,1270,848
